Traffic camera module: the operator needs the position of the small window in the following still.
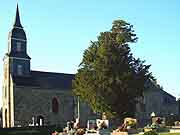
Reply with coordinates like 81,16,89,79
17,65,23,75
4,87,7,98
16,42,21,52
52,98,59,113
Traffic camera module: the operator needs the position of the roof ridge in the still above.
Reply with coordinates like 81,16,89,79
31,70,75,75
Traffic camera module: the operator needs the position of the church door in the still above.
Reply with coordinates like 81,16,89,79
5,109,8,127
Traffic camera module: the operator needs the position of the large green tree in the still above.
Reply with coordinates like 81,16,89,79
73,20,153,119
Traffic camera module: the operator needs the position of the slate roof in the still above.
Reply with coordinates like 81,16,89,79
12,70,75,90
9,27,27,40
8,4,27,40
6,53,31,59
145,79,176,100
14,4,23,28
159,89,176,100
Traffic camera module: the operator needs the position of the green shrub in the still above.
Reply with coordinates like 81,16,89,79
137,128,144,132
143,130,158,135
156,126,169,132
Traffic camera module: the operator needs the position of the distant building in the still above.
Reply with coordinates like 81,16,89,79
178,98,180,115
2,4,179,128
136,80,179,126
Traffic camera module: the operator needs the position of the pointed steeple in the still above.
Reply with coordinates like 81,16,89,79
14,3,23,28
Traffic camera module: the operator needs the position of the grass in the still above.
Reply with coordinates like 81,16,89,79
0,125,62,135
159,133,180,135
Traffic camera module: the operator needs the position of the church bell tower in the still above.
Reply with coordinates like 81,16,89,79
2,4,31,128
6,4,31,76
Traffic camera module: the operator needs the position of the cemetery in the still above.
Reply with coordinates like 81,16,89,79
49,113,180,135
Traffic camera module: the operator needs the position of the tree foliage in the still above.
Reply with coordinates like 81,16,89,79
73,20,153,119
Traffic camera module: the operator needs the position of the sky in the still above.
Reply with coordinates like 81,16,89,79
0,0,180,106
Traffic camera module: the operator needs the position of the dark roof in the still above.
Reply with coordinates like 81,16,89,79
12,70,75,90
14,4,23,28
145,79,176,99
9,27,27,40
8,4,27,40
159,89,176,100
6,52,31,59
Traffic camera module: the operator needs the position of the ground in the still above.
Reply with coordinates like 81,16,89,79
159,133,180,135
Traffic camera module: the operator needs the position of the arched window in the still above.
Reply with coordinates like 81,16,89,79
52,98,59,113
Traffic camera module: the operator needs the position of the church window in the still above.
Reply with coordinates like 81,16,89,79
52,98,59,113
16,42,22,52
17,65,23,75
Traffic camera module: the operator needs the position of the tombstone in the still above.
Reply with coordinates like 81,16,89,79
97,119,109,129
40,118,43,126
32,117,35,126
102,112,107,120
37,115,44,126
87,120,97,130
67,122,70,131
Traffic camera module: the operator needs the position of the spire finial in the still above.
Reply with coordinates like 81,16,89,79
14,3,23,28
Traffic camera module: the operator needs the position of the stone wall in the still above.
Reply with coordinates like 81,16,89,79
144,90,179,116
2,58,15,128
14,86,75,127
136,89,179,127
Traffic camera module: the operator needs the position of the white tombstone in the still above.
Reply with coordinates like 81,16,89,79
151,112,156,117
32,117,35,126
40,118,43,126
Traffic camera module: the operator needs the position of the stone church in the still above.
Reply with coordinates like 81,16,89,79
2,5,179,128
2,5,91,128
